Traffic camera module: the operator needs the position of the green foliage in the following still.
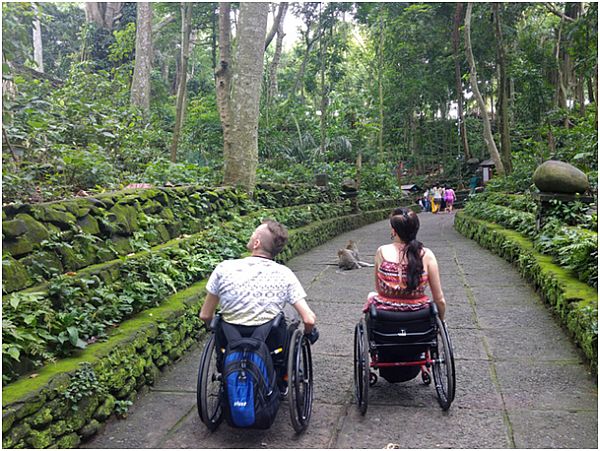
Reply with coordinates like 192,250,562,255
141,159,220,186
465,191,598,288
63,363,107,410
2,292,57,384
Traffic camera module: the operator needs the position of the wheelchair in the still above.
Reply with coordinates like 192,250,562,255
196,313,314,433
353,302,455,414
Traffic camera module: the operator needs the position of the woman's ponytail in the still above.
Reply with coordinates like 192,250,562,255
404,238,424,291
390,208,424,290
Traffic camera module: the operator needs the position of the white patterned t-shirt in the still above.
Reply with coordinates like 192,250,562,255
206,256,307,326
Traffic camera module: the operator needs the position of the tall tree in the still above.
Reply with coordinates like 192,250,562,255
130,2,153,114
31,2,43,73
217,2,269,193
452,3,470,160
170,2,192,162
266,2,288,104
493,3,512,173
464,3,505,175
85,2,123,30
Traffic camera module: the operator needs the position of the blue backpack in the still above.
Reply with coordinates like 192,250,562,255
221,320,280,429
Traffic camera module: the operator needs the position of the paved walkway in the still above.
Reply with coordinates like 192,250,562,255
84,212,598,449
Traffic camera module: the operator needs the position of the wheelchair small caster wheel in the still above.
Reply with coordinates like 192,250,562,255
421,371,431,385
369,372,378,386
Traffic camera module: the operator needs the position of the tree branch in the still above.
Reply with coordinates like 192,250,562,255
265,2,288,50
543,3,575,22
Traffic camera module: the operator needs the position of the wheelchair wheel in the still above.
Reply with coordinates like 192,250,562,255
196,334,223,431
288,328,313,433
432,317,456,411
353,318,369,415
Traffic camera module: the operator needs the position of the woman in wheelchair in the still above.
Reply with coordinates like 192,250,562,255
364,207,445,318
355,207,455,413
198,220,318,432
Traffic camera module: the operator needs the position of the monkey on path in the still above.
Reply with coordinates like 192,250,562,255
337,240,374,270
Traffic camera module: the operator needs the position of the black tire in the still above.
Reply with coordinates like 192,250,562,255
432,317,456,410
288,328,313,433
353,318,369,415
196,334,223,431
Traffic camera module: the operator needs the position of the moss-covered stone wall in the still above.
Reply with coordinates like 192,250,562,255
2,186,411,448
454,211,598,373
2,186,250,293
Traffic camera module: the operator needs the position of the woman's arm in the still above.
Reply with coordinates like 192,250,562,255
425,249,446,320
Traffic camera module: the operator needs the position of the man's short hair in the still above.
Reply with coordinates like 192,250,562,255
260,219,288,257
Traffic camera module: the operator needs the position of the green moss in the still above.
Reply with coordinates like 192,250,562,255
14,213,50,243
93,395,115,421
3,218,28,238
78,418,101,439
20,251,64,280
2,256,33,293
2,407,17,433
29,407,53,427
30,205,76,229
76,214,100,235
52,432,80,448
109,204,140,234
108,236,133,255
27,428,54,448
3,422,31,448
63,199,93,218
2,235,34,257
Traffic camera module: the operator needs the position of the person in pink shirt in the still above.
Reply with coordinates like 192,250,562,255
444,185,456,213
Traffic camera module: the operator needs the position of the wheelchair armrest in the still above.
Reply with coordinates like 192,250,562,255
209,313,222,332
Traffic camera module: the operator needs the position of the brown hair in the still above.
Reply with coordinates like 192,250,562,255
390,207,424,290
260,219,289,257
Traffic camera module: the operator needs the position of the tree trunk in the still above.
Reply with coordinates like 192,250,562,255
169,2,192,163
267,3,288,103
221,2,269,194
264,2,288,50
377,15,384,162
32,2,44,73
464,3,505,176
452,3,470,160
216,2,233,163
493,3,512,173
319,11,329,158
130,2,153,114
85,2,122,30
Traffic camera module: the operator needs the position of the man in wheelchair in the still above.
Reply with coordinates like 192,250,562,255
199,219,318,397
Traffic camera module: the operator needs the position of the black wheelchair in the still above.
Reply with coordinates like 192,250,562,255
354,302,455,414
196,313,314,433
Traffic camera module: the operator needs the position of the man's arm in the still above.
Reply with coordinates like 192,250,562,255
199,292,219,325
292,298,316,333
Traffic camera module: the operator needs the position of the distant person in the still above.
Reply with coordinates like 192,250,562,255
440,186,447,212
422,188,430,212
432,186,442,214
444,185,456,213
469,175,479,195
364,207,446,319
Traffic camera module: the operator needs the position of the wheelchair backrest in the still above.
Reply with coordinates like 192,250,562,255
367,304,437,345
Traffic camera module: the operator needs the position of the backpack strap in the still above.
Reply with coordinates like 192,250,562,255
221,313,283,349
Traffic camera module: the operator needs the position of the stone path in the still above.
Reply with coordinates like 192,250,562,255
84,212,598,449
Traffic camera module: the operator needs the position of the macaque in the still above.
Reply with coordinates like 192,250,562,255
337,240,374,270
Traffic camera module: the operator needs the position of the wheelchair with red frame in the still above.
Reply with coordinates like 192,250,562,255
353,302,455,414
196,312,314,433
